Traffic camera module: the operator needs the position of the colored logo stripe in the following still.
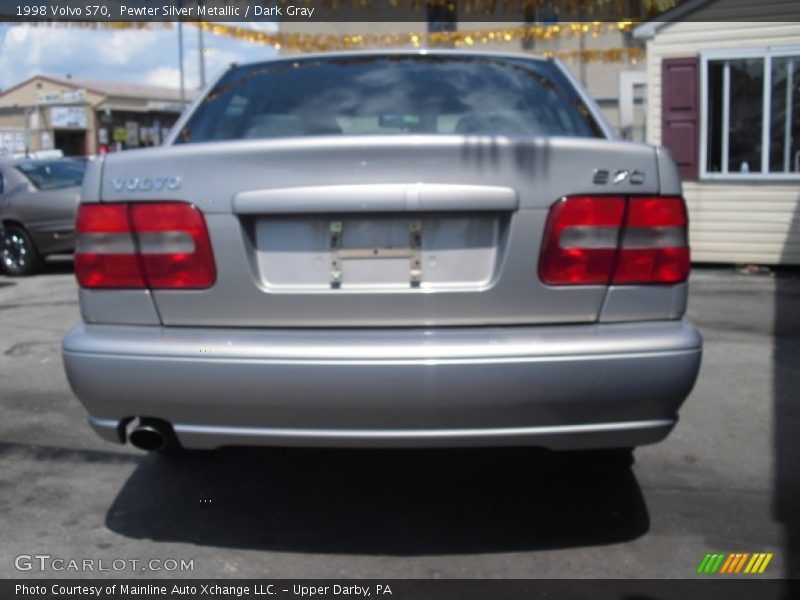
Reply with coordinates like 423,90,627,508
719,554,736,573
719,553,749,573
745,553,774,574
697,553,726,574
698,552,774,574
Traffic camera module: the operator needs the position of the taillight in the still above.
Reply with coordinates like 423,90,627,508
538,196,625,285
75,202,215,289
613,196,689,284
539,195,689,286
130,203,215,288
75,204,145,289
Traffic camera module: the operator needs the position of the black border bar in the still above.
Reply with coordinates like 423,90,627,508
3,579,800,600
1,0,800,23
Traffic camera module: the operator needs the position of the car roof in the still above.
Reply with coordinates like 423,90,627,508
232,48,552,70
0,158,79,166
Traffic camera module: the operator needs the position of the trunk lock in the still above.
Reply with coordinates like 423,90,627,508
409,219,422,287
330,220,343,289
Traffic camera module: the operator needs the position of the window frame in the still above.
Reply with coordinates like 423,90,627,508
700,45,800,181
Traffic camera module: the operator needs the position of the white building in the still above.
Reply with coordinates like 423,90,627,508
635,0,800,265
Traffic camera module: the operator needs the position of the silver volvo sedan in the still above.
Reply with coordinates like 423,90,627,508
62,52,702,457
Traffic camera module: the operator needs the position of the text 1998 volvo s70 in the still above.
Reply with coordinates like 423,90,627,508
61,52,702,457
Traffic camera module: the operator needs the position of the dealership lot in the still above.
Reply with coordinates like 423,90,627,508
0,261,798,579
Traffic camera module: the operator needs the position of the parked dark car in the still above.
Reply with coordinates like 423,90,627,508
0,158,86,275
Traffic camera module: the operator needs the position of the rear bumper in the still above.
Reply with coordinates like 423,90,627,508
62,320,702,450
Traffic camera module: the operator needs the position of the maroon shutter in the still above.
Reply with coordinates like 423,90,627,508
662,57,699,181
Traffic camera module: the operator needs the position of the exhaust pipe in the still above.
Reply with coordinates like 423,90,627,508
128,418,172,452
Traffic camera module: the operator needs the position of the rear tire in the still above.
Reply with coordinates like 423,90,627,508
1,225,44,276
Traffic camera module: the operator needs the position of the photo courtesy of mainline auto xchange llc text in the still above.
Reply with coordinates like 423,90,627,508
0,1,799,599
14,584,389,597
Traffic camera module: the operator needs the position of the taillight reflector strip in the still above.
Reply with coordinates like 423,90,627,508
75,202,215,290
538,196,625,286
74,204,145,289
539,195,690,286
130,203,215,289
613,196,689,285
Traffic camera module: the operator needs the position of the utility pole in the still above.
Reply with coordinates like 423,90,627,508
24,107,32,158
178,17,186,106
578,9,587,86
198,25,206,89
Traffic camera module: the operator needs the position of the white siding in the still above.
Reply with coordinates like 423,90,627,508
684,182,800,264
646,11,800,265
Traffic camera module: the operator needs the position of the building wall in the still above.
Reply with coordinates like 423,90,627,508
0,77,187,156
0,78,104,108
0,77,104,155
645,14,800,265
0,109,27,135
0,110,27,156
681,181,800,264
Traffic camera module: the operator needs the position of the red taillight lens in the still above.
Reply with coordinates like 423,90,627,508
75,204,145,289
75,202,215,290
538,195,689,286
612,196,689,284
130,203,216,289
538,196,625,285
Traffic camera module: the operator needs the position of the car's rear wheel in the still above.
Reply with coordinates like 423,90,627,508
1,224,43,276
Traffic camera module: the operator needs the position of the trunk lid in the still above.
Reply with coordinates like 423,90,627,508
100,136,660,327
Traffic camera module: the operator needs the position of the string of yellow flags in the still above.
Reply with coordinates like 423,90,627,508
1,19,645,63
192,20,643,62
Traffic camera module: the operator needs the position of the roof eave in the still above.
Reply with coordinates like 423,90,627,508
633,0,718,40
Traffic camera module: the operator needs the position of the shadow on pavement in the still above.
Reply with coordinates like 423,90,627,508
0,256,73,279
774,265,800,576
0,440,142,466
40,255,75,276
106,447,648,555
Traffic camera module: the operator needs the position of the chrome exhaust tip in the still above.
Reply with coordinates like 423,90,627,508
128,420,170,452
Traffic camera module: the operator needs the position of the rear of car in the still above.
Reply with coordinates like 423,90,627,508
62,52,701,452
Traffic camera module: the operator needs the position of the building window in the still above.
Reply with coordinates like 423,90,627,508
771,56,800,173
702,48,800,179
427,2,457,41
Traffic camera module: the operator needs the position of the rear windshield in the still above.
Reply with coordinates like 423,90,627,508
16,160,86,190
176,55,603,143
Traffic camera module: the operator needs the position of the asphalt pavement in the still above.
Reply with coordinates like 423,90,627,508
0,259,798,579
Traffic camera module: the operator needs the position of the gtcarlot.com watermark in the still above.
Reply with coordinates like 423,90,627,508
14,553,194,573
